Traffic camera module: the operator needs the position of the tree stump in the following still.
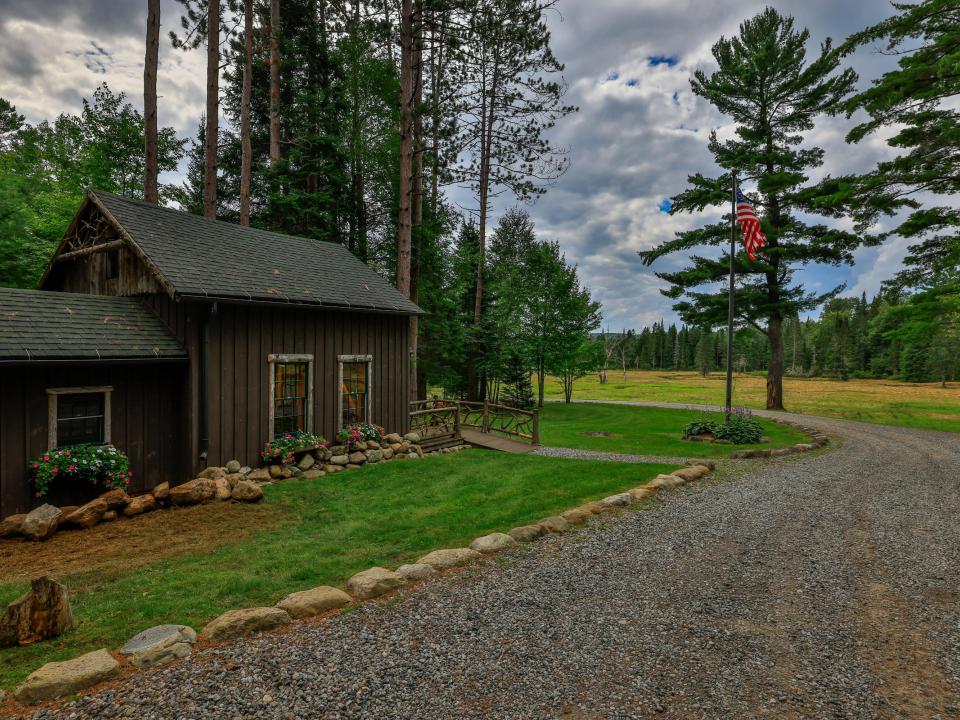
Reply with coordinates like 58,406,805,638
0,576,74,646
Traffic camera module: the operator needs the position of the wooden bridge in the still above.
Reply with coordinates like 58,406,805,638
409,400,540,454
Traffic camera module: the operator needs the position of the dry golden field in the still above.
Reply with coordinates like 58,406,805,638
543,370,960,432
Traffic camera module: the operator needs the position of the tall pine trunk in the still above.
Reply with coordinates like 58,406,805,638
409,2,423,402
204,0,220,219
396,0,414,297
767,312,785,410
239,0,253,225
269,0,281,165
143,0,160,204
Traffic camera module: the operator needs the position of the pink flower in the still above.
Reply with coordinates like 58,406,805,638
129,470,134,477
52,467,58,474
68,465,76,471
64,450,71,457
33,463,39,469
43,455,50,462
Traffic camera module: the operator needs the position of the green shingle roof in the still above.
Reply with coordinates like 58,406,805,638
0,288,187,362
91,190,423,315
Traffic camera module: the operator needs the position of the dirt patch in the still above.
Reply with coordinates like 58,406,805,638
579,431,612,437
0,502,285,589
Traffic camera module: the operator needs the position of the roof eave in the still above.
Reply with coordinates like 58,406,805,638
175,292,426,316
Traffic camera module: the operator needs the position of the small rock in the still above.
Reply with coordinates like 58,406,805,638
601,492,632,507
99,488,130,509
122,494,157,517
561,508,592,526
102,510,117,522
579,501,609,515
384,433,403,444
629,487,656,502
382,447,395,460
324,464,343,474
282,466,296,479
231,480,264,502
246,468,271,482
328,445,347,456
348,451,367,465
276,586,351,618
365,449,383,463
120,624,196,668
268,464,283,479
469,532,518,553
225,459,242,474
648,474,684,490
366,440,381,450
199,467,226,480
151,482,170,501
65,498,107,529
0,513,26,539
302,469,326,480
672,466,708,482
537,516,570,533
169,478,216,505
14,648,119,703
396,563,436,581
508,525,545,543
297,454,315,471
330,454,349,466
21,504,63,541
403,432,422,443
200,607,290,643
417,548,482,569
239,466,252,475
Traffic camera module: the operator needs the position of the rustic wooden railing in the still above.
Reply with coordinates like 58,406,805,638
409,399,539,447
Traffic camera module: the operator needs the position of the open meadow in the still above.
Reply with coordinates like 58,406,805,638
545,371,960,432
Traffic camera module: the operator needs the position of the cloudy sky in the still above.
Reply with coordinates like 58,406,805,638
0,0,907,329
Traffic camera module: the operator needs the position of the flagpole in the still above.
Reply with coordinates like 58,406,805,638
725,169,736,422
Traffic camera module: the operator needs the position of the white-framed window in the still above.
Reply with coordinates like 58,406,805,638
338,354,372,426
46,386,112,449
268,354,314,437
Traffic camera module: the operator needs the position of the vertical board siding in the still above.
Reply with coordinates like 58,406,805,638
204,303,409,469
0,363,186,518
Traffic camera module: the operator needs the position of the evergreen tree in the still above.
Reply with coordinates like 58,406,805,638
640,8,860,410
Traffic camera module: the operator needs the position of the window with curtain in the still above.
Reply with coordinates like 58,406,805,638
341,359,370,425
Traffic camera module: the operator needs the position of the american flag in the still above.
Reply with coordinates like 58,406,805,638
735,187,766,261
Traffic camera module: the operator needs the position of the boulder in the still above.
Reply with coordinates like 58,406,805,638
123,494,157,517
417,547,482,569
346,567,406,599
330,454,349,466
200,607,290,643
601,492,632,508
246,468,271,482
687,459,716,471
381,447,395,461
99,488,130,510
324,464,343,474
199,466,226,480
648,474,684,490
396,563,436,581
348,451,367,465
537,516,570,533
469,532,518,553
276,586,351,618
213,478,232,501
672,466,708,482
151,482,170,501
224,473,244,488
64,498,107,530
239,466,252,475
14,648,119,703
561,508,592,526
384,433,403,444
0,577,74,647
366,440,381,450
58,506,79,517
302,469,326,480
269,464,284,479
794,443,816,451
102,510,117,522
297,454,316,471
329,445,347,456
365,449,383,464
225,459,242,474
389,442,403,452
0,513,25,539
21,504,63,541
403,432,422,443
169,478,216,506
508,525,545,543
120,624,196,668
628,487,656,502
231,480,264,502
578,501,608,515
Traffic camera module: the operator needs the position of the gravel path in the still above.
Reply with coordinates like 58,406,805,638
29,410,960,720
531,445,690,465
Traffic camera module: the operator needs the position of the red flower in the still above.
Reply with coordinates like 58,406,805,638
43,455,50,462
33,463,39,469
52,467,58,474
64,450,71,457
68,465,76,471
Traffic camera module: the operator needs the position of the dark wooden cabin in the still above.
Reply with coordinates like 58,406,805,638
0,190,422,517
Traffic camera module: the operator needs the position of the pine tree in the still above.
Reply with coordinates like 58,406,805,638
640,8,860,410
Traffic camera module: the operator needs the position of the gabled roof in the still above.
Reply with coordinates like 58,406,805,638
0,288,187,362
84,190,423,315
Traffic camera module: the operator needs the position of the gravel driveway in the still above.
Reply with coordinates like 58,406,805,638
31,410,960,720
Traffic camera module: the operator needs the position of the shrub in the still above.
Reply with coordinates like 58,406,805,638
681,409,764,445
30,445,132,499
336,422,385,451
682,418,718,437
261,430,327,466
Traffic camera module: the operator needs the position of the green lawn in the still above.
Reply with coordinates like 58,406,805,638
538,402,810,456
0,452,674,690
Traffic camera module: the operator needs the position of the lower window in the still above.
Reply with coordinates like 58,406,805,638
47,387,112,448
268,354,313,437
340,355,372,425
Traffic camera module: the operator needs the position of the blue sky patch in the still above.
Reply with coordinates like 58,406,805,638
626,78,639,87
606,71,619,81
659,199,673,213
648,55,679,67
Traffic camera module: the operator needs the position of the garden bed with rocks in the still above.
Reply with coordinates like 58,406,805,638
0,433,449,544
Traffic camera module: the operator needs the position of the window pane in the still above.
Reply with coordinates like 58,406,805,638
273,362,308,435
56,393,105,446
341,361,369,425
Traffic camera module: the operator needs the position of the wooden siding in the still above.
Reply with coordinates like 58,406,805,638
0,363,186,518
52,244,164,297
204,303,410,468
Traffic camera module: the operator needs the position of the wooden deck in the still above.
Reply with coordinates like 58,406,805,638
460,428,538,454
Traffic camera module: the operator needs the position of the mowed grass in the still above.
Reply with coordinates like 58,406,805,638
0,452,674,691
538,402,808,456
545,371,960,432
